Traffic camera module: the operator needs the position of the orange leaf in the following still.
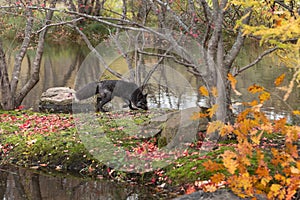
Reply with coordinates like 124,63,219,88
274,74,285,86
222,150,238,174
202,160,224,171
228,73,242,95
259,91,270,103
199,86,209,96
248,84,264,94
228,73,237,88
191,112,209,120
211,173,225,184
220,124,234,137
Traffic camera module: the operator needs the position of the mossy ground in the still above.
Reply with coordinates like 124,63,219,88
0,109,297,198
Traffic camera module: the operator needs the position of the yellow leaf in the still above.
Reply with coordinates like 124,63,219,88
250,130,263,145
208,104,218,118
261,177,271,187
207,120,224,135
212,87,218,97
275,174,286,182
199,86,209,96
290,166,300,174
203,184,218,193
259,91,270,103
274,74,285,86
270,184,281,193
292,110,300,115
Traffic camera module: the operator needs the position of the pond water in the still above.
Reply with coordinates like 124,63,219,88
5,41,300,123
0,165,159,200
2,40,299,199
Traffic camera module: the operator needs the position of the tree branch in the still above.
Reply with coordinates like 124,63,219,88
224,8,252,69
36,17,84,33
16,0,57,106
72,25,123,79
232,47,279,76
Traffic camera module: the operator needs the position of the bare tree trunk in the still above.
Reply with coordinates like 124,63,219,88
15,0,57,106
0,41,14,110
10,9,34,98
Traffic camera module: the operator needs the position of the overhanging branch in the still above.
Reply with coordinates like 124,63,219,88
233,46,279,76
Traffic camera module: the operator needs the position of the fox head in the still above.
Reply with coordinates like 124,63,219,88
135,93,148,110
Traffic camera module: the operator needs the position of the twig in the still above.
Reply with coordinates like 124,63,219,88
36,17,84,33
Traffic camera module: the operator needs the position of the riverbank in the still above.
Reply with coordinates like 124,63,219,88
0,109,299,199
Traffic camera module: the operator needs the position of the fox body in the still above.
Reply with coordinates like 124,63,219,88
75,80,148,112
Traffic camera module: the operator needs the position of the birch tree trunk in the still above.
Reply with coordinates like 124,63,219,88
0,41,14,110
0,0,57,110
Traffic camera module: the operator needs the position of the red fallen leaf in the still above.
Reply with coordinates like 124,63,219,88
16,105,25,110
183,149,189,156
186,185,196,194
151,177,156,184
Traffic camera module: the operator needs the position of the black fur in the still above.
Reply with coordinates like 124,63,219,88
75,80,148,112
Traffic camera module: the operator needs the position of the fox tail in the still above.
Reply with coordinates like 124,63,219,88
74,81,98,102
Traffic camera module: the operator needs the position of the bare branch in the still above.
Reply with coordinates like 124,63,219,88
153,0,189,31
137,49,196,68
36,17,84,33
224,8,252,69
72,25,123,79
233,47,279,76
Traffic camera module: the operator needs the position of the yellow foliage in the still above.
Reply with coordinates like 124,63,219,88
212,87,218,97
202,160,224,172
207,104,219,118
199,86,209,97
292,110,300,115
259,91,270,103
248,84,264,94
222,150,238,174
206,120,224,135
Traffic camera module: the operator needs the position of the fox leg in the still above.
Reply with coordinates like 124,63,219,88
95,97,102,112
127,100,138,110
122,98,138,110
96,92,112,112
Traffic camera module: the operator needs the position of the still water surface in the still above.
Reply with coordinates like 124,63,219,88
9,42,299,123
0,165,158,200
2,41,299,200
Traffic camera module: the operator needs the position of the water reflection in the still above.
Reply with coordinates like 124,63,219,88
4,42,300,124
0,166,156,200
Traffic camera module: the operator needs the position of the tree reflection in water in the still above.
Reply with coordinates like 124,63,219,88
0,166,157,200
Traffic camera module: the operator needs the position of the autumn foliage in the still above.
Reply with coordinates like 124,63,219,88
198,74,300,199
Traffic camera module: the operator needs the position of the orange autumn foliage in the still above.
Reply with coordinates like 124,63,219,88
195,76,300,199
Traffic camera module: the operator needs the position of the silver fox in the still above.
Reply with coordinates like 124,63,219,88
75,80,148,112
